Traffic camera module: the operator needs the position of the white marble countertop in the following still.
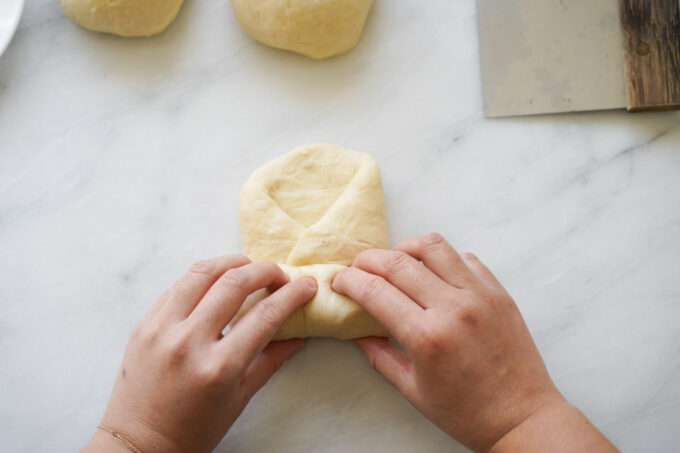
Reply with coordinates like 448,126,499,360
1,1,679,451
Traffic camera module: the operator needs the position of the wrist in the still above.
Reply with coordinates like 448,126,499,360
82,430,131,453
489,399,618,453
98,413,182,453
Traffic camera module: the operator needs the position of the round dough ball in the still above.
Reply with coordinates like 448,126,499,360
231,0,375,59
60,0,185,37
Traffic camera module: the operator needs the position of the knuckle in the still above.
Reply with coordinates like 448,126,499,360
256,299,283,327
138,322,163,346
188,259,216,277
411,326,442,354
359,276,387,302
421,232,446,251
453,301,481,326
352,249,376,268
383,251,412,274
460,251,479,262
195,361,224,385
166,341,189,363
259,261,281,277
232,253,251,264
161,330,191,364
443,288,461,305
219,268,249,291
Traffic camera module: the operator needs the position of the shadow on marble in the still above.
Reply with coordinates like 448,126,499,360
67,0,197,82
489,108,680,140
226,0,390,107
214,338,467,453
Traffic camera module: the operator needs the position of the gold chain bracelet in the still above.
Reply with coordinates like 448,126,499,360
97,425,144,453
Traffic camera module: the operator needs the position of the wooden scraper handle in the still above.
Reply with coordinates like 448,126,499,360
618,0,680,111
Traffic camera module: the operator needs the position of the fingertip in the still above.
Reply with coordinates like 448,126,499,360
333,265,361,285
267,338,306,356
267,261,287,278
330,268,347,292
354,337,370,353
235,253,252,265
301,276,317,291
286,277,316,306
261,262,288,291
288,338,306,355
268,339,306,368
355,336,386,353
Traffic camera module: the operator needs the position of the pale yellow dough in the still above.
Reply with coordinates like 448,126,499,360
236,143,389,340
60,0,184,37
231,0,375,59
232,264,388,340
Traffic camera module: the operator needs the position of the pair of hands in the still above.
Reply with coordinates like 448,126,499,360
83,233,616,453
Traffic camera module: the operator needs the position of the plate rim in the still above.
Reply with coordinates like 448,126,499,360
0,0,26,58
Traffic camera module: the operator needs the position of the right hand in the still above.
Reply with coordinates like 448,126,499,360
333,233,617,453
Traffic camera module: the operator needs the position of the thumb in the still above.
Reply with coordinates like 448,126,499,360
239,339,305,405
355,337,413,396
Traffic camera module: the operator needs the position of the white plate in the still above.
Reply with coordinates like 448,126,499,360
0,0,25,58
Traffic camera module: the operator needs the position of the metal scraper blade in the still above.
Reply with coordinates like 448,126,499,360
477,0,627,117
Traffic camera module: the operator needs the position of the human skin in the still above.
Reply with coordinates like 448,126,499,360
81,255,317,453
332,233,619,453
83,234,618,453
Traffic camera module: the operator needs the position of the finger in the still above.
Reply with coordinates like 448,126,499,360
352,249,456,309
460,252,506,292
130,287,173,339
137,286,173,326
239,339,305,405
331,267,424,346
158,254,251,322
355,337,413,395
221,278,317,372
394,233,474,289
189,262,290,337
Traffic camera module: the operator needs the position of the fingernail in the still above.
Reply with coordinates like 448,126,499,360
302,277,317,290
330,272,342,290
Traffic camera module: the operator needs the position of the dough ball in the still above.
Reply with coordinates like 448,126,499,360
235,143,390,339
232,264,389,340
60,0,185,37
231,0,375,59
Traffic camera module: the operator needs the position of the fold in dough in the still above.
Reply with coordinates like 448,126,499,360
235,143,390,339
232,265,388,340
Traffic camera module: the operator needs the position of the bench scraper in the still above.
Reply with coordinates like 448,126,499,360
477,0,680,117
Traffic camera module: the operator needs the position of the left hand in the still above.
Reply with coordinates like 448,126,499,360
82,255,317,453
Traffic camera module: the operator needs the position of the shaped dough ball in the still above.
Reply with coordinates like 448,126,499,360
231,0,375,59
235,144,390,339
60,0,184,37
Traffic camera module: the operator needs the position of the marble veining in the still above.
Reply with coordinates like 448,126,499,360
1,1,679,452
